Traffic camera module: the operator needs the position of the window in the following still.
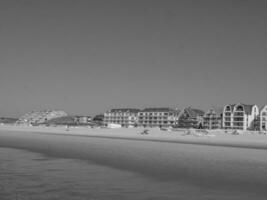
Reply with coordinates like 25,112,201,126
236,105,244,111
225,122,231,126
225,117,231,121
225,106,231,111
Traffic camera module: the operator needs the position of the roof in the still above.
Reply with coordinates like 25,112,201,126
260,105,267,112
140,107,179,113
74,115,92,118
183,107,205,117
224,103,256,115
109,108,140,113
243,104,255,115
205,107,223,115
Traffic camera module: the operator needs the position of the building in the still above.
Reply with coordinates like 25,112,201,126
104,108,140,127
16,110,68,126
259,105,267,131
176,107,205,129
203,107,223,129
222,103,259,130
92,114,104,126
138,108,180,128
74,116,92,124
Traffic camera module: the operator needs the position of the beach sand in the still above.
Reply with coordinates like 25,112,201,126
1,125,267,197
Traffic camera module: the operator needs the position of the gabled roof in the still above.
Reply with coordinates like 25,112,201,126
243,104,255,115
260,105,267,112
224,104,235,112
140,107,179,113
183,107,204,117
224,103,256,115
109,108,140,113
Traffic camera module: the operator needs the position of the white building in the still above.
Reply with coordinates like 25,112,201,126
138,108,180,128
74,116,92,124
260,105,267,131
222,103,259,130
104,108,140,127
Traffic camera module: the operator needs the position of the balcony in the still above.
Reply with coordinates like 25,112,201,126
233,123,243,127
224,117,231,122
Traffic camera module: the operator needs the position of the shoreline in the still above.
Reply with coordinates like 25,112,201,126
1,125,267,195
1,125,267,150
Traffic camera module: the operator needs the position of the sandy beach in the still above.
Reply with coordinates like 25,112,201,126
1,125,267,149
1,125,267,197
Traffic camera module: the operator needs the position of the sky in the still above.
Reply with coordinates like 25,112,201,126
0,0,267,117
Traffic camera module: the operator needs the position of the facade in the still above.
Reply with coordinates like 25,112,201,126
203,107,223,129
74,116,92,124
104,108,140,127
222,103,259,130
16,110,68,126
138,108,180,128
176,107,205,129
260,105,267,131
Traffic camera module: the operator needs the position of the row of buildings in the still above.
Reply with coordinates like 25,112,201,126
104,107,205,129
103,103,267,131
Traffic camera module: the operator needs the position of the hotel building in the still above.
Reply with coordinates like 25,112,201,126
260,105,267,131
138,108,180,128
104,108,140,127
222,103,259,130
203,107,223,129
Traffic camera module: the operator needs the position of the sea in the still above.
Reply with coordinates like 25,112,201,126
0,142,267,199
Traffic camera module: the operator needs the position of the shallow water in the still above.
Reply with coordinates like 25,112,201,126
0,147,265,200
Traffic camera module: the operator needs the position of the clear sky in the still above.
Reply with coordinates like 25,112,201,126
0,0,267,117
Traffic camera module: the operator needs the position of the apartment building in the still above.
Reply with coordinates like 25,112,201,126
203,107,223,129
260,105,267,131
104,108,140,127
138,108,180,128
222,103,259,130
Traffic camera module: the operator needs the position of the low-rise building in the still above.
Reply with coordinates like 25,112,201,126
104,108,140,127
203,107,223,129
222,103,259,130
176,107,205,129
138,108,180,128
74,116,92,124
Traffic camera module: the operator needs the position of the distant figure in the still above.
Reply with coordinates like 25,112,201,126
140,129,149,135
66,125,70,131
